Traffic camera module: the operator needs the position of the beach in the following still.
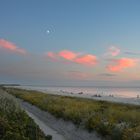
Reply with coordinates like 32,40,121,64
14,85,140,105
3,87,140,140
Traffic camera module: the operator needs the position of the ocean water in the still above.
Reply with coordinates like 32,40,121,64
19,86,140,99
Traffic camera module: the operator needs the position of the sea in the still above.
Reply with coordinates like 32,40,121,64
17,85,140,99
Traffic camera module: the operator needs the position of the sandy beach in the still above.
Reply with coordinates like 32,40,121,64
14,86,140,106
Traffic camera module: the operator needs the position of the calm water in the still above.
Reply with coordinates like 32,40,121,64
19,86,140,98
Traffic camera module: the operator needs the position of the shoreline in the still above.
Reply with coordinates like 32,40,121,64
13,86,140,106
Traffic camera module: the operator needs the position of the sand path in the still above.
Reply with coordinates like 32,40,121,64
0,88,101,140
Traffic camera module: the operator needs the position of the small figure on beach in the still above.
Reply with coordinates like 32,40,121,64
92,94,102,97
78,92,83,95
137,95,139,98
109,94,114,97
60,90,64,93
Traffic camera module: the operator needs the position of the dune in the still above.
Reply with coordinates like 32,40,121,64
19,99,101,140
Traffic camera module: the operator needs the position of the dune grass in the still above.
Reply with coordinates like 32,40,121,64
0,88,52,140
5,87,140,140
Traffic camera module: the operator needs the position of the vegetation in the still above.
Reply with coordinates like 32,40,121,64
0,89,52,140
5,87,140,140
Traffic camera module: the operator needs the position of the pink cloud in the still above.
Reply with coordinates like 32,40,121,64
46,50,97,66
107,58,138,72
105,46,120,57
47,51,57,59
109,46,120,56
0,39,26,55
58,50,78,60
74,54,97,66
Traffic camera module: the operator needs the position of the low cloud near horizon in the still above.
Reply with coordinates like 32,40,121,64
66,70,93,80
99,73,117,77
124,51,140,56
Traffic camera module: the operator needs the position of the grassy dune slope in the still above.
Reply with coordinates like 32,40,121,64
5,87,140,140
0,88,52,140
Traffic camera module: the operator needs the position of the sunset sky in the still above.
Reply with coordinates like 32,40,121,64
0,0,140,86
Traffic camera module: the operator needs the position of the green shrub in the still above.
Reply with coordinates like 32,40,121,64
6,88,140,140
0,91,51,140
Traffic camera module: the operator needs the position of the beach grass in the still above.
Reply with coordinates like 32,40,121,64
0,88,52,140
4,87,140,140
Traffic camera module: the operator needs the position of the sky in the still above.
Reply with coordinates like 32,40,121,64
0,0,140,87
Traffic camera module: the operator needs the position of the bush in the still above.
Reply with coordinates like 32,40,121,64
0,91,51,140
6,87,140,140
45,135,52,140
